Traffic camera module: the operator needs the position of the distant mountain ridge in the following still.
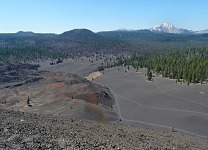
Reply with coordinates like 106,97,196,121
1,27,208,55
148,23,208,34
149,23,193,34
112,23,208,34
59,29,94,37
58,29,99,40
16,31,35,36
1,23,208,36
42,28,133,54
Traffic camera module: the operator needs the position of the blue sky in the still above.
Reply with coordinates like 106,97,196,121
0,0,208,33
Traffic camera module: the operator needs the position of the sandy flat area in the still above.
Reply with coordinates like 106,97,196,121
35,57,103,76
94,66,208,138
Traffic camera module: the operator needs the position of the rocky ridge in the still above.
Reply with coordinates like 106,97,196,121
1,109,208,150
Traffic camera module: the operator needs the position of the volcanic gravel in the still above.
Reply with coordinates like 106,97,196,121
1,109,208,150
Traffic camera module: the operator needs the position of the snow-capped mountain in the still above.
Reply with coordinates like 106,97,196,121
114,23,208,35
150,23,193,34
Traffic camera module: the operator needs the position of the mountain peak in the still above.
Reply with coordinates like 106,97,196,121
151,23,176,33
60,29,94,36
150,23,193,34
160,23,174,28
58,29,99,40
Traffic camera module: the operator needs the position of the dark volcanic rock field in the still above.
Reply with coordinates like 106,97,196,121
1,109,208,149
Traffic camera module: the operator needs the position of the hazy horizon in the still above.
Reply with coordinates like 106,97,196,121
1,0,208,34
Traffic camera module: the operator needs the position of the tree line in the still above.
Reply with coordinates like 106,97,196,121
116,47,208,84
0,46,70,62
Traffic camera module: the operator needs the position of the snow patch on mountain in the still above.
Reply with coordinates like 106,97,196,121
150,23,193,34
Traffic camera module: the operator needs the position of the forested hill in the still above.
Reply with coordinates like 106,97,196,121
97,30,208,43
117,47,208,84
0,32,56,47
42,29,133,54
95,30,208,84
97,30,208,54
58,29,98,39
1,29,208,63
1,29,208,83
1,29,208,54
0,29,133,54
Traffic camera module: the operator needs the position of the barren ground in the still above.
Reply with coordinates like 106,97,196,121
1,108,208,149
0,70,118,122
94,66,208,138
1,57,208,149
34,57,208,138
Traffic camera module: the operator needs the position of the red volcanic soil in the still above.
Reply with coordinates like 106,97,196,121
86,103,106,121
0,71,117,122
48,82,66,88
0,94,10,100
82,85,89,92
61,92,76,98
85,92,100,104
